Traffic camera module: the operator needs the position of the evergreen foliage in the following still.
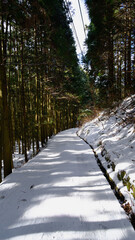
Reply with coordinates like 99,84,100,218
85,0,135,106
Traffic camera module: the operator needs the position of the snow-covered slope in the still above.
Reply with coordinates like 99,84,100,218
78,95,135,215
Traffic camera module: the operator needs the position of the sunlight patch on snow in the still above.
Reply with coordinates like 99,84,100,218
64,149,92,155
52,176,91,187
51,171,72,175
44,161,65,165
53,135,81,143
73,184,109,191
5,229,130,240
115,162,132,172
89,171,101,175
21,196,99,219
46,153,60,157
0,182,19,190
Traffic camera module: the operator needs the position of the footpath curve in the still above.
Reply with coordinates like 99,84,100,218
0,129,135,240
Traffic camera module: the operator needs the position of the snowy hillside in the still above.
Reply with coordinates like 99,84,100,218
78,95,135,218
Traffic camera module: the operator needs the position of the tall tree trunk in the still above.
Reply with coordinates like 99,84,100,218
0,16,12,177
21,33,28,162
0,63,2,182
8,23,14,153
124,2,128,97
34,22,40,153
126,4,132,95
126,29,131,94
108,32,114,102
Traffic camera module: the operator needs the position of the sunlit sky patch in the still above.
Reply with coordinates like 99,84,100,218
69,0,90,56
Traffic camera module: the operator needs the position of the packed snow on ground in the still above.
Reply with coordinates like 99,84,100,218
12,142,43,169
0,129,135,240
78,95,135,214
1,142,43,180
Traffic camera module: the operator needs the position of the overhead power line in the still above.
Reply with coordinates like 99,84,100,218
64,0,84,58
77,0,87,38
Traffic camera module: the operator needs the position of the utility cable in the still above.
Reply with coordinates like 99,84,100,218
64,0,84,58
77,0,87,38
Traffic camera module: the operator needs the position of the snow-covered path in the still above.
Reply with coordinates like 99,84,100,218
0,129,135,240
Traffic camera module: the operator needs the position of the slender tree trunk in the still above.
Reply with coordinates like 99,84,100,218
2,65,12,177
124,2,128,97
108,32,114,102
126,4,132,95
21,33,28,162
127,29,131,94
34,23,40,153
124,37,127,96
0,18,12,177
8,23,14,153
0,70,2,182
118,58,122,99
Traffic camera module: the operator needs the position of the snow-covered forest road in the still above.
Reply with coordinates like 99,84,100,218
0,129,135,240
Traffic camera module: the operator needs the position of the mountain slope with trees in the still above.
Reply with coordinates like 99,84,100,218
84,0,135,106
